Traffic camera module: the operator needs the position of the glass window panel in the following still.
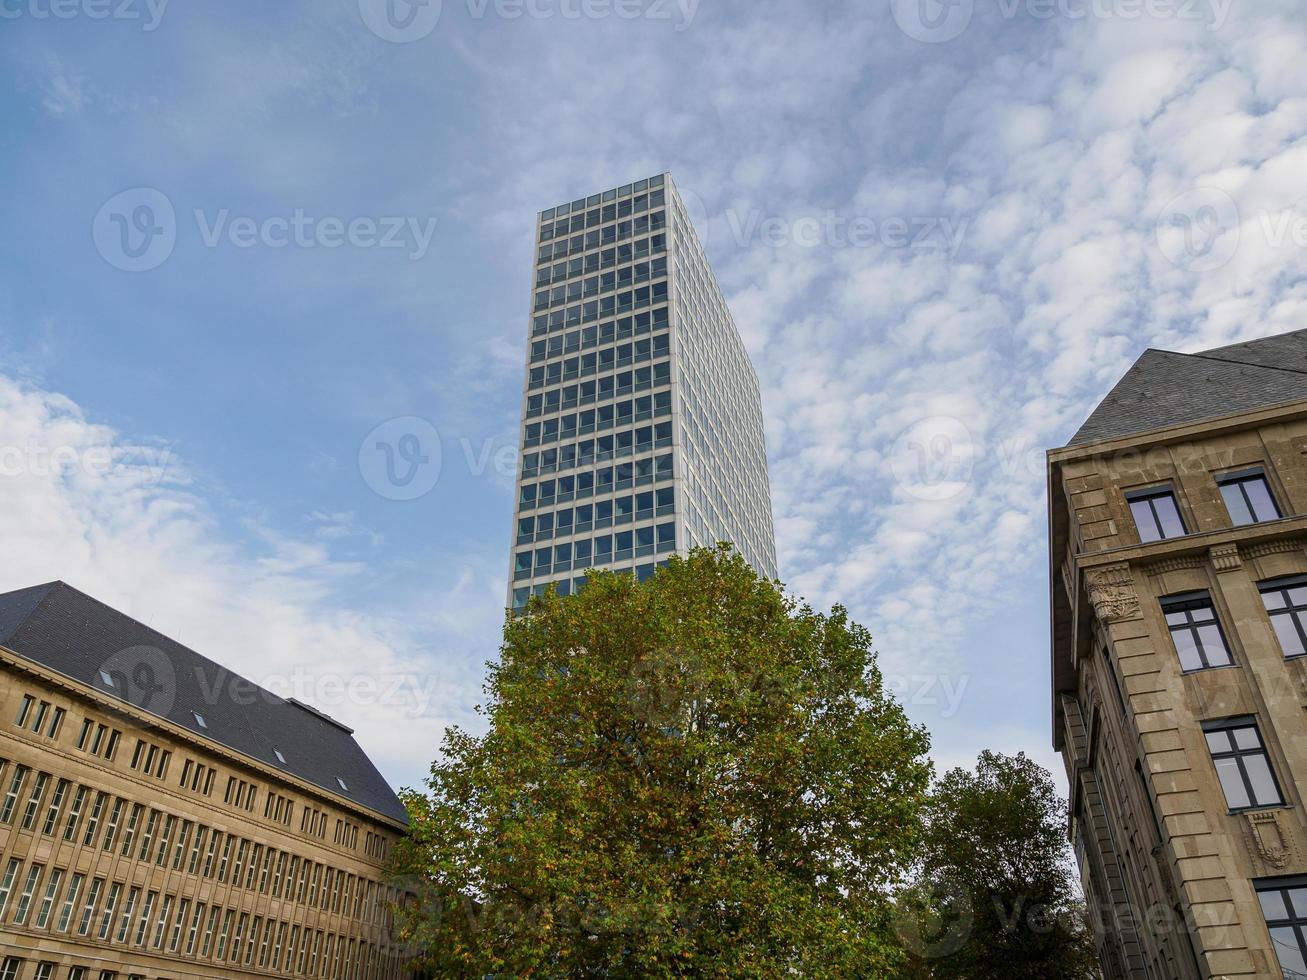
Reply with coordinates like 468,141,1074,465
1272,616,1306,657
1243,754,1280,806
1155,495,1185,538
1196,625,1231,666
1214,757,1251,809
1205,730,1232,753
1220,482,1254,525
1245,478,1279,521
1270,926,1307,976
1234,727,1261,751
1291,587,1307,605
1261,889,1291,921
1289,888,1307,919
1129,497,1162,540
1264,590,1287,610
1173,632,1204,672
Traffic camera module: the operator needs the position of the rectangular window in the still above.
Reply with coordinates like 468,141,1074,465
14,863,44,924
1205,718,1282,811
20,772,49,830
1162,592,1232,671
1218,469,1281,526
56,872,84,932
1257,876,1307,979
1259,576,1307,659
0,858,21,919
34,867,62,928
77,877,103,936
1127,487,1186,543
0,766,26,823
97,881,121,940
0,959,20,980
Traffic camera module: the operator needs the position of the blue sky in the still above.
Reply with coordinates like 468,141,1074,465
2,0,1305,793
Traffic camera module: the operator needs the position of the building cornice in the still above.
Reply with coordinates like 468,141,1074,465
1047,396,1307,465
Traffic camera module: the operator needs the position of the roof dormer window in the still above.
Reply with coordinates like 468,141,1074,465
192,711,207,729
274,749,286,764
336,777,349,792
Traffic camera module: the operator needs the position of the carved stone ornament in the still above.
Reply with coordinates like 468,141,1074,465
1245,810,1297,871
1143,555,1205,577
1209,543,1242,572
1084,563,1140,624
1243,538,1306,561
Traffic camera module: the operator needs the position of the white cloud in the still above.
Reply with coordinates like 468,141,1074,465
0,373,496,791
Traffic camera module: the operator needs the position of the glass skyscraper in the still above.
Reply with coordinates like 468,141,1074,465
508,173,777,612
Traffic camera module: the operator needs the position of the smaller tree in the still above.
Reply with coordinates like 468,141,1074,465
899,751,1097,979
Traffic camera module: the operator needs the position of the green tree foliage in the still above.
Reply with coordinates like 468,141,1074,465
899,751,1098,979
393,546,933,978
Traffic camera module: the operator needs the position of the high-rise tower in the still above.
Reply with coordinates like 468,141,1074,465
508,172,776,611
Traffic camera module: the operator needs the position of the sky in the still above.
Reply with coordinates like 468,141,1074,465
2,0,1306,796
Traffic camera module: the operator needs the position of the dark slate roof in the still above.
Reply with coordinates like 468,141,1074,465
1068,329,1307,446
0,582,407,825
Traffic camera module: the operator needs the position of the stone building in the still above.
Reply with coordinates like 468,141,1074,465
0,581,413,979
1050,329,1307,978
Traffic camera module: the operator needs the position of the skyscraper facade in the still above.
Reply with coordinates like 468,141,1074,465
509,173,776,611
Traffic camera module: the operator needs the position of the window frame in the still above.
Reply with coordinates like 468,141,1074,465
1258,575,1307,660
1216,466,1282,526
1256,874,1307,978
1161,591,1234,672
1203,716,1284,813
1125,485,1187,543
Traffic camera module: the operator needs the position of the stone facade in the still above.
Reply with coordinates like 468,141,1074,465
1050,396,1307,978
0,647,411,978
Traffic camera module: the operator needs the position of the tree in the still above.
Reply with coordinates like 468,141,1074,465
898,751,1097,979
393,546,933,978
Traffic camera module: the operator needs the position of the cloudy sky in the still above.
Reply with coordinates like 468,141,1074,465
2,0,1305,793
